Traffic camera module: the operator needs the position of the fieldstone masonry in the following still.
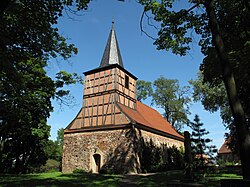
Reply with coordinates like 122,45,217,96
140,129,184,148
63,127,137,173
62,126,183,173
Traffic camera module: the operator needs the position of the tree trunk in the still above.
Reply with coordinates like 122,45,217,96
184,131,193,180
204,0,250,179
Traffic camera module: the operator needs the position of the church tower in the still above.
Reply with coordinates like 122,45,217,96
62,22,184,174
66,22,137,129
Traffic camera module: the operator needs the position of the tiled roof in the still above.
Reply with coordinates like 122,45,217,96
218,141,232,154
117,101,184,140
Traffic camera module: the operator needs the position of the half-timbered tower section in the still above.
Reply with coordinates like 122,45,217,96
62,22,184,174
67,64,137,129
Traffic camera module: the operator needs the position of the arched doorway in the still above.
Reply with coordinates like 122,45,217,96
93,154,101,173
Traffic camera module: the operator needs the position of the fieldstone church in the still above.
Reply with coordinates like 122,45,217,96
62,22,184,173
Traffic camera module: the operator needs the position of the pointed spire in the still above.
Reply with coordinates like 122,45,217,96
99,21,124,68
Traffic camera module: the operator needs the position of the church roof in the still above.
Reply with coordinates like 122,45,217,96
99,21,124,68
118,101,184,141
65,100,184,141
218,141,232,154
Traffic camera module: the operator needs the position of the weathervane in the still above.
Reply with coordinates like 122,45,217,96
112,17,114,29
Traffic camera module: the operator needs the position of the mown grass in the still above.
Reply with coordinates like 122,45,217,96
136,170,185,186
203,173,243,187
0,172,123,187
137,170,243,187
0,169,243,187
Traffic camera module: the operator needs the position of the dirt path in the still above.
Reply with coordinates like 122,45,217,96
118,173,156,187
119,175,140,186
118,172,207,187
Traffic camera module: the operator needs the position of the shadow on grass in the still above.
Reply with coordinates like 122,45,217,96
203,173,243,187
0,169,243,187
0,171,185,187
121,170,184,187
0,172,124,187
124,170,243,187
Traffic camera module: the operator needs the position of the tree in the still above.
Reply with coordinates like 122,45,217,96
189,73,227,115
152,76,191,132
189,0,250,153
56,128,64,152
184,131,194,180
45,128,64,162
45,140,61,162
139,0,250,179
136,80,153,101
189,115,217,177
45,128,64,171
0,59,55,173
0,0,90,173
56,128,64,167
189,73,241,153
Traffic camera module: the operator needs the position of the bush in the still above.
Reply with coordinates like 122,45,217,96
140,139,184,173
72,168,87,174
39,159,60,173
99,167,119,174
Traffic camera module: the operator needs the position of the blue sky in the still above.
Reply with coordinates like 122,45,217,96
47,0,225,150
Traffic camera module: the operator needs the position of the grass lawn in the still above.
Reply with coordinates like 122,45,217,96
0,169,243,187
203,173,243,186
0,172,123,187
136,171,243,187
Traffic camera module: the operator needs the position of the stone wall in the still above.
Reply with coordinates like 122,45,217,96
62,127,140,173
62,126,184,174
140,129,184,148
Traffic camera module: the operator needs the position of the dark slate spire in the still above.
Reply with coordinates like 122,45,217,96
99,21,124,68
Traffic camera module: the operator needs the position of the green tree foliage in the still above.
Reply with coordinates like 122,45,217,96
56,128,64,157
189,0,250,153
152,76,191,132
45,128,64,171
136,80,153,101
140,139,184,173
56,128,64,171
45,128,64,162
45,140,61,162
139,0,250,179
0,0,90,173
0,59,54,173
189,115,217,176
189,73,227,114
189,73,241,153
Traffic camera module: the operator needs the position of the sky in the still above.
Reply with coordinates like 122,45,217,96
47,0,226,150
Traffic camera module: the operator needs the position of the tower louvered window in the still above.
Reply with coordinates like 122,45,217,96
125,75,129,89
